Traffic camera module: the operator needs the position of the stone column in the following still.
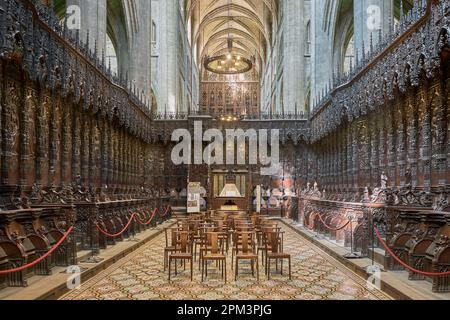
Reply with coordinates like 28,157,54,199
67,0,107,59
157,0,179,113
283,0,305,113
129,0,153,101
354,0,393,56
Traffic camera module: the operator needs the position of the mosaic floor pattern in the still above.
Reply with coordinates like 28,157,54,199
61,223,391,300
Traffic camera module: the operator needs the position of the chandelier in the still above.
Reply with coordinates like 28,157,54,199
204,38,253,75
204,0,253,75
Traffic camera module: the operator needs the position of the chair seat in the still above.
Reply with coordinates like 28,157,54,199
170,253,193,259
237,253,258,259
267,253,290,259
204,253,226,260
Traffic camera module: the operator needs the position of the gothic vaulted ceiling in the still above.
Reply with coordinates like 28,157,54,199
184,0,278,76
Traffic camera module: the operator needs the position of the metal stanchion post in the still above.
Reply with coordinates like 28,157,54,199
127,219,141,243
344,212,363,259
312,214,322,240
81,220,104,264
362,209,385,273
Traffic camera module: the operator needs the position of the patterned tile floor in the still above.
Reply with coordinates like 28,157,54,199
61,223,391,300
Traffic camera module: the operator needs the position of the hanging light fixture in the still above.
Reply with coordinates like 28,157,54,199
204,0,252,75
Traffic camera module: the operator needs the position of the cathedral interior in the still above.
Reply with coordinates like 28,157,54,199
0,0,450,302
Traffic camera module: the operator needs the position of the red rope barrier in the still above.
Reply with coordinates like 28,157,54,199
135,209,158,226
0,227,74,275
374,228,450,277
317,214,351,231
96,213,136,238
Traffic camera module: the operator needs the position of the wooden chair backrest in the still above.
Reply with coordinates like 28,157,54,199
266,232,282,254
261,221,278,228
175,231,191,253
207,232,220,254
236,225,254,233
261,226,281,234
189,220,202,234
213,219,226,230
165,228,178,247
177,220,190,232
236,232,254,254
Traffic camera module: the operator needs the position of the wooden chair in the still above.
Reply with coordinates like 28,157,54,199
201,232,227,283
265,231,291,280
235,232,259,281
198,225,217,268
168,232,193,281
212,220,230,253
188,220,203,261
258,226,282,266
163,228,179,271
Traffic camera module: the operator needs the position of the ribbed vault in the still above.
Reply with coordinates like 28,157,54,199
185,0,278,77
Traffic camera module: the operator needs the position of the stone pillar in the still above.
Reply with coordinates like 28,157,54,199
354,0,393,56
283,0,305,113
67,0,107,59
129,0,153,101
157,0,179,113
